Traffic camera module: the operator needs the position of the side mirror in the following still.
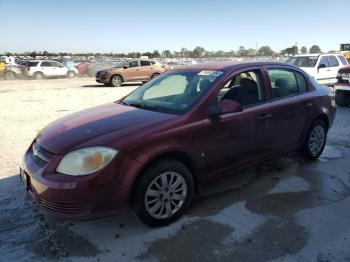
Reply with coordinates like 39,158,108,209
123,65,128,69
209,99,243,117
318,64,327,69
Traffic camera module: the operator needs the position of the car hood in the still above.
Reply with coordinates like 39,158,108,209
36,103,175,153
338,65,350,74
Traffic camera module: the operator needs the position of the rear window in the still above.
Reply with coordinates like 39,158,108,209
338,55,348,65
28,61,39,67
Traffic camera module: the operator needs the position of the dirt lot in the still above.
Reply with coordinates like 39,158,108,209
0,78,350,262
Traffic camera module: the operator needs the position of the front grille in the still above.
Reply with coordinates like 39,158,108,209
28,186,90,215
33,142,56,158
32,155,48,167
40,198,90,214
31,141,56,168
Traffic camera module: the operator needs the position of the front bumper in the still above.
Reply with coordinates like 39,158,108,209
20,142,144,219
95,72,109,84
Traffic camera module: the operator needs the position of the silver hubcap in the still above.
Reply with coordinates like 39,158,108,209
308,125,325,156
145,172,187,219
112,76,121,85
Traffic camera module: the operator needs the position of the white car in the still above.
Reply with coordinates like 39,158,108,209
286,53,348,86
25,60,76,79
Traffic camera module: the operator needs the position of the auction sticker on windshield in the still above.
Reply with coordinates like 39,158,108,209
198,70,223,77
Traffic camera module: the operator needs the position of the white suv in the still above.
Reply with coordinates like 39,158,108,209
286,53,348,85
25,60,76,79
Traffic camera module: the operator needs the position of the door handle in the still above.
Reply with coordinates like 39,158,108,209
258,113,272,119
301,102,313,108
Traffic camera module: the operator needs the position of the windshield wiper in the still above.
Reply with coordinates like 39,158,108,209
119,100,131,106
128,102,163,112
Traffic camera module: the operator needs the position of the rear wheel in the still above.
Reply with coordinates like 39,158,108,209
110,75,122,87
67,71,75,78
131,159,194,227
299,119,327,160
34,72,44,80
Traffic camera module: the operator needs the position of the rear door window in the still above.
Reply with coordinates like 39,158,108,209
267,69,308,99
328,56,339,67
140,60,151,66
28,61,39,67
41,61,52,67
51,61,63,67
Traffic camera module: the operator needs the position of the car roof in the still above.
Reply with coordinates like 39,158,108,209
174,61,290,71
294,53,344,57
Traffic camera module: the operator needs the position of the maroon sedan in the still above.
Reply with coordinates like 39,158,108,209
20,62,336,226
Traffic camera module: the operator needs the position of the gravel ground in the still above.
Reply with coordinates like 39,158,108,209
0,78,138,179
0,78,350,262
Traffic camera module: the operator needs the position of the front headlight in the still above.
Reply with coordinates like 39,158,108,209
56,147,118,176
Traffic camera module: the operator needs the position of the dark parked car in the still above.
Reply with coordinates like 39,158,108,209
21,62,336,226
334,66,350,106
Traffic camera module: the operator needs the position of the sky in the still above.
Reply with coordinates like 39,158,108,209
0,0,349,54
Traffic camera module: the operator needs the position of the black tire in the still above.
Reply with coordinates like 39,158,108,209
67,71,75,78
335,91,346,107
299,119,327,160
34,72,44,80
131,159,194,227
4,71,16,80
151,73,160,79
345,93,350,106
110,75,123,87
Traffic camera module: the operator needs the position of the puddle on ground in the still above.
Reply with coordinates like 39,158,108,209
140,217,307,262
189,157,350,219
189,158,298,217
138,219,234,262
245,168,350,217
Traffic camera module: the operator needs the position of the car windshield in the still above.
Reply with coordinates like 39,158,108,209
112,61,124,68
286,56,318,67
122,70,223,114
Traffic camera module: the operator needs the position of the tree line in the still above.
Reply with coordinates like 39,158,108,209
3,45,324,59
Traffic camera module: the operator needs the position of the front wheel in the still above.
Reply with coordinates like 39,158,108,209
4,71,16,80
299,119,327,160
131,159,194,227
110,75,122,87
151,73,160,79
